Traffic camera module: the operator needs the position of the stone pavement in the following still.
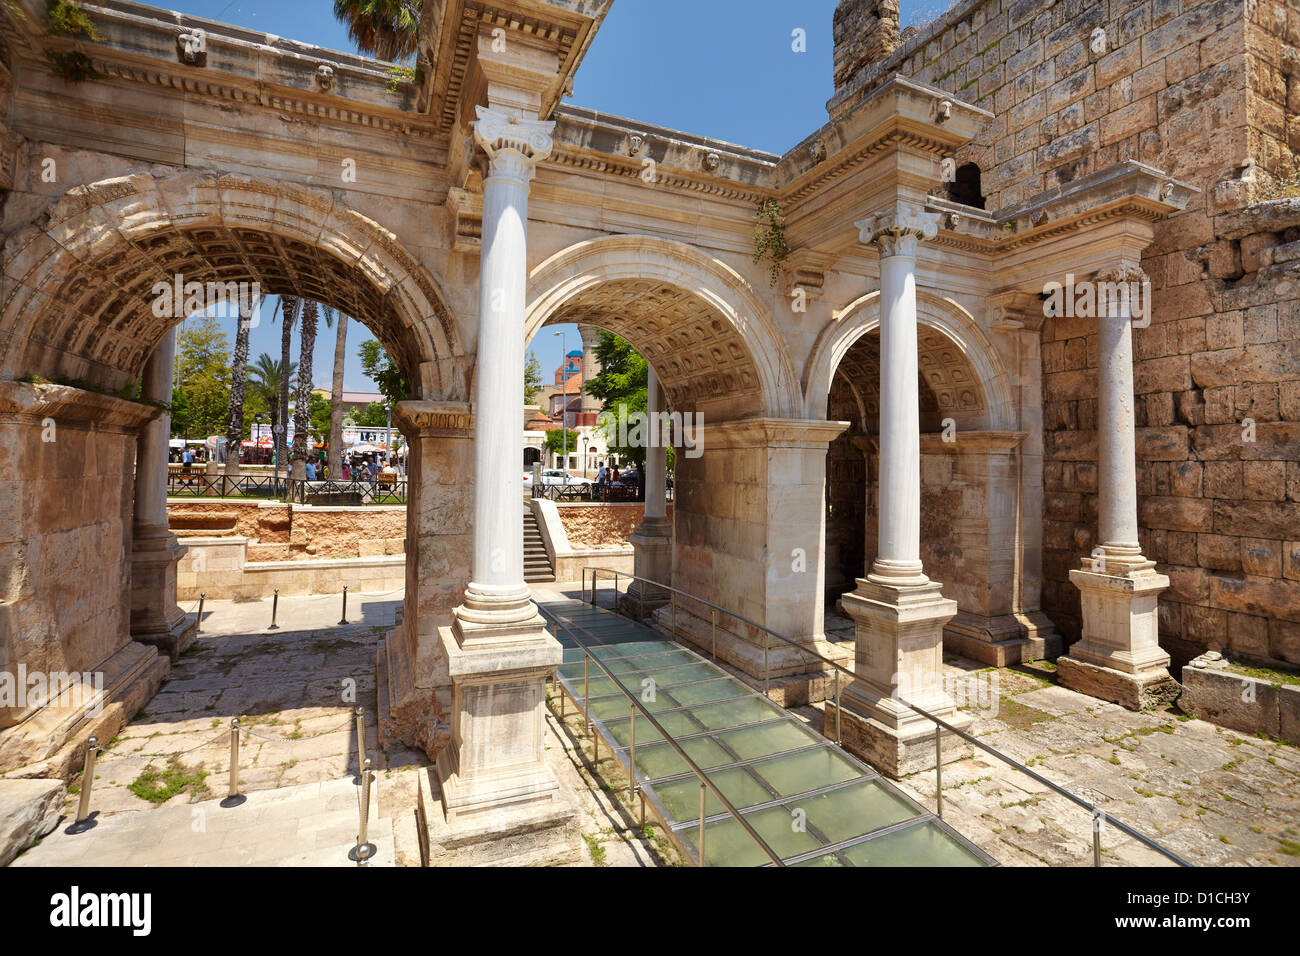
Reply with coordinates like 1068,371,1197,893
12,776,393,867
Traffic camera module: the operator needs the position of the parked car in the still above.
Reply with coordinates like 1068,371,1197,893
540,469,592,498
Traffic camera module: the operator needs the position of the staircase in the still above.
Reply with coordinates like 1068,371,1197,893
523,510,555,583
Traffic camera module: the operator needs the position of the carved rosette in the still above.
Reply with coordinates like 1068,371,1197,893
473,105,555,182
855,202,940,259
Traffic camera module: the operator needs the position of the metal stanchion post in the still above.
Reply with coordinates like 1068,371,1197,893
196,592,206,634
354,707,366,778
70,736,99,832
268,588,280,630
355,757,373,865
935,726,943,819
1093,814,1102,866
221,718,246,808
338,586,349,625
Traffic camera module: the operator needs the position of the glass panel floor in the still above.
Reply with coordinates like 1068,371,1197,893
538,594,994,868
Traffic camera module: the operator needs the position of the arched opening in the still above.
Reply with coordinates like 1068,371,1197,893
0,171,465,771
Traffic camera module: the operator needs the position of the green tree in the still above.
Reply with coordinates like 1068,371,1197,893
544,428,579,459
350,401,390,428
174,315,231,439
309,391,333,442
358,339,408,407
524,350,543,404
247,353,295,444
585,332,649,470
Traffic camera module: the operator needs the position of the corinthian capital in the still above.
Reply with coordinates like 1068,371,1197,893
473,105,555,179
855,201,941,259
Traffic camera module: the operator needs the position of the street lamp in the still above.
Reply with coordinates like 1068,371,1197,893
581,434,588,477
554,330,568,474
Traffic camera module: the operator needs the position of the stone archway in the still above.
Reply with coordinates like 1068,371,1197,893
0,169,469,772
809,291,1058,665
525,236,844,692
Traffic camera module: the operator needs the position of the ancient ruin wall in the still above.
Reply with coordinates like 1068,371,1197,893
834,0,1300,666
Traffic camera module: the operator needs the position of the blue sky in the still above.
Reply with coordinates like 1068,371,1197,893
163,0,935,389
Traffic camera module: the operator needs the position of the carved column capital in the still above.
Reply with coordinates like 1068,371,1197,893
856,201,940,259
473,105,555,181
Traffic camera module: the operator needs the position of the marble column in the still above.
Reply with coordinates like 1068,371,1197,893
131,327,197,659
435,105,570,836
829,202,971,778
576,324,603,428
1061,265,1177,710
624,366,672,616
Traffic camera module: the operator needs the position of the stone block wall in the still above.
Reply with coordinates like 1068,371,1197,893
166,499,405,560
834,0,1300,667
556,502,674,549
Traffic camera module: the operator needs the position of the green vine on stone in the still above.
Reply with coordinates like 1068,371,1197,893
46,50,101,82
46,0,101,40
752,197,791,287
385,62,422,94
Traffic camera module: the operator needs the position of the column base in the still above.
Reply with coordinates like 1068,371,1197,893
434,609,572,837
1062,566,1177,710
823,699,972,779
376,613,451,760
1056,656,1181,711
131,531,196,660
943,609,1063,666
837,579,970,776
622,521,672,618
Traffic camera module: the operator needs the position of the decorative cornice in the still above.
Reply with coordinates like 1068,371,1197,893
393,400,474,438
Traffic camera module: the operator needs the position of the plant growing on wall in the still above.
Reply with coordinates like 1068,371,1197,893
752,198,791,287
46,0,100,39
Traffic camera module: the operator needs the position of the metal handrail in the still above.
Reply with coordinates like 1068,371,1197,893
581,566,1192,868
543,608,785,867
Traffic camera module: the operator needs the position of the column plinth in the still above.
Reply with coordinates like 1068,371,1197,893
1060,266,1176,710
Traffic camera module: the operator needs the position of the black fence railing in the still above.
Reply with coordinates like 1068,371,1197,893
167,471,285,499
285,477,408,505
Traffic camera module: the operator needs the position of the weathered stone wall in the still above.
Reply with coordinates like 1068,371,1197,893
835,0,1300,666
166,499,405,560
557,502,674,550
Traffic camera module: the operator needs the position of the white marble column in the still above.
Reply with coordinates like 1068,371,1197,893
457,106,554,633
625,366,672,615
131,327,196,659
863,206,934,588
830,202,970,778
436,105,571,836
1062,265,1176,710
643,366,667,521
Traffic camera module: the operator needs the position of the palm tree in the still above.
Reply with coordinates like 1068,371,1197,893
291,300,321,479
333,0,422,61
223,296,256,476
276,295,300,481
328,308,350,479
247,354,296,446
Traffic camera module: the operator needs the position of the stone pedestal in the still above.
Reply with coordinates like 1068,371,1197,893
834,578,972,778
623,517,672,617
1060,567,1180,709
434,617,568,839
130,531,197,659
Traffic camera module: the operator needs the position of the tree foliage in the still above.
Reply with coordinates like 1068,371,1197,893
173,315,231,438
332,0,422,61
585,332,649,470
358,339,408,407
524,351,543,404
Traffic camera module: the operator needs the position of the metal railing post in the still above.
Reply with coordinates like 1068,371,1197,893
357,757,373,864
834,669,842,745
698,781,707,867
764,632,770,697
584,655,591,731
74,736,98,827
711,608,717,660
268,588,279,630
338,585,349,625
935,725,943,819
629,702,637,798
354,707,366,777
671,592,677,637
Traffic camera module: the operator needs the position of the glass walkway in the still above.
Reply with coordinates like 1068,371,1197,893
538,593,994,867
